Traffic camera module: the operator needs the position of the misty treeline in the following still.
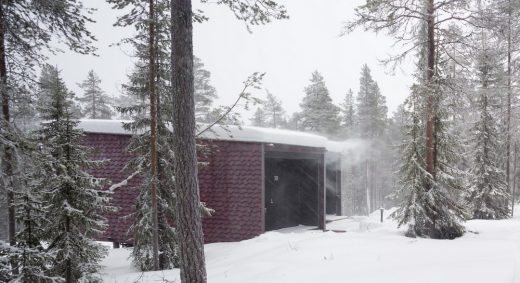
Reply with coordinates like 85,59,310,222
251,0,520,240
250,66,397,217
0,0,287,282
345,0,520,239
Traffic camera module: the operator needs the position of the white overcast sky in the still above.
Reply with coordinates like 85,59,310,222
49,0,414,122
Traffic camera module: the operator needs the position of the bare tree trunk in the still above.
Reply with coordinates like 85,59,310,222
506,0,512,203
148,0,160,271
65,215,72,283
513,143,517,216
0,0,16,254
365,159,370,215
425,0,436,182
171,0,207,282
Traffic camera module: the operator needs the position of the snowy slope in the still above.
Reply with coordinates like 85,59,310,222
100,207,520,283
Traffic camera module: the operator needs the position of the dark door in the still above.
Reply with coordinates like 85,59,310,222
265,158,284,231
265,158,319,231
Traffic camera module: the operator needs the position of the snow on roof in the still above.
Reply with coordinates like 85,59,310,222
78,119,362,152
198,123,329,149
79,119,133,135
78,119,331,148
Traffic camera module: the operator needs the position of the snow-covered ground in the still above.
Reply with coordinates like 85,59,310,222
101,207,520,283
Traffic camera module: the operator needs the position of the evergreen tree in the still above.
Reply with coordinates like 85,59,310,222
348,0,470,239
296,71,340,137
109,0,175,270
468,91,510,219
12,149,61,283
194,57,218,122
78,70,114,119
38,65,82,119
251,107,267,127
38,68,113,282
263,91,286,128
340,89,355,137
490,0,520,195
466,29,511,219
0,241,17,282
110,0,210,271
392,82,467,239
354,65,389,214
356,65,387,139
391,88,429,237
0,0,96,254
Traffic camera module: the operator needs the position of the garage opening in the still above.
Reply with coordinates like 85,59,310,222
264,157,319,231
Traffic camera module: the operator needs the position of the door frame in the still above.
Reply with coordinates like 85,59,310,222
262,146,325,232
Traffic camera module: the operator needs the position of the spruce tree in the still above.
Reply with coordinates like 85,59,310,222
391,88,429,237
263,91,286,128
356,65,387,139
38,68,113,283
0,241,17,282
348,0,470,239
194,57,218,122
354,65,389,214
12,150,61,283
251,107,267,127
0,0,96,252
468,91,510,219
392,82,467,239
340,89,355,138
78,70,114,119
466,30,511,219
297,71,340,137
38,65,82,119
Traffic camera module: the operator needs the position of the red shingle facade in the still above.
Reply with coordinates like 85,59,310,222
84,132,327,244
199,141,264,243
84,133,266,243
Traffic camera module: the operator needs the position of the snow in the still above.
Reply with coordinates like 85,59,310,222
100,206,520,283
78,119,363,151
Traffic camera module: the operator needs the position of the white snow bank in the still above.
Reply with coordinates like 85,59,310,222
78,119,362,152
101,209,520,283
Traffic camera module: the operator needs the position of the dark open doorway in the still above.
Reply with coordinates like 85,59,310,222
264,157,319,231
326,154,341,215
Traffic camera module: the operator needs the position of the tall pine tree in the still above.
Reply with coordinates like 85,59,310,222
467,26,510,219
340,88,355,138
78,70,114,119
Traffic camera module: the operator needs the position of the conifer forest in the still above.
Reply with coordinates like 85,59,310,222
1,0,520,282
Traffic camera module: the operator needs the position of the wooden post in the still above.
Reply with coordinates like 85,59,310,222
513,143,517,217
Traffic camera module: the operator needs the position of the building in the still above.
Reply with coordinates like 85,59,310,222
1,120,343,244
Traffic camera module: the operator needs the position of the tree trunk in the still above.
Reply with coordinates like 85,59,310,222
506,0,512,206
171,0,207,282
65,215,72,283
0,0,16,254
148,0,160,271
513,143,517,216
425,0,436,182
365,159,370,215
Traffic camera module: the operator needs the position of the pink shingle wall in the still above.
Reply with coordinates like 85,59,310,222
83,133,264,244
